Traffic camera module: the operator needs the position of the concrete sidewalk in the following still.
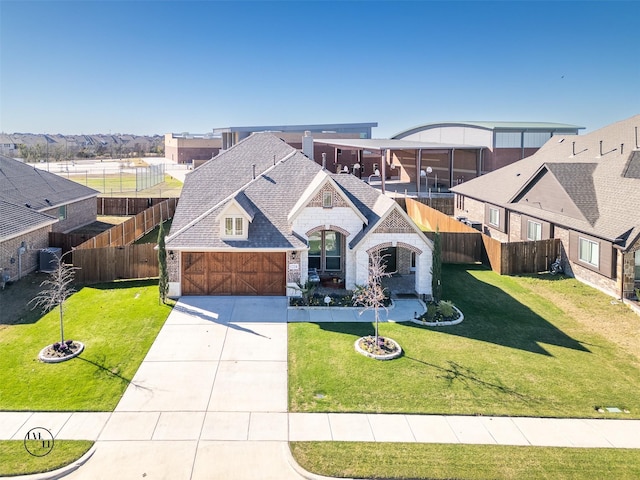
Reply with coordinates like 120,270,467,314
2,296,639,480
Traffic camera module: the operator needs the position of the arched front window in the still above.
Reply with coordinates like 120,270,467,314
308,231,343,272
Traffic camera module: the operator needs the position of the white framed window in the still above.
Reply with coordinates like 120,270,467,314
224,216,244,237
58,205,67,220
489,207,500,227
578,237,599,267
322,191,333,208
308,230,343,272
527,220,542,241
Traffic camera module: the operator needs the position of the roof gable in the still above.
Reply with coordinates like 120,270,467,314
512,164,598,225
215,192,256,223
288,170,368,224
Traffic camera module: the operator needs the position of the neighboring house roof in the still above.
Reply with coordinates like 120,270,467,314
392,121,583,139
0,154,99,242
450,114,640,250
0,154,99,211
166,132,411,251
0,200,57,242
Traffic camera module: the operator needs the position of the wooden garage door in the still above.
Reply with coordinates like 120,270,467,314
181,252,286,296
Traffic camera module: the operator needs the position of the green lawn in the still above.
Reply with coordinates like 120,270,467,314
291,442,640,480
68,173,183,197
0,279,171,411
0,440,93,477
289,264,640,418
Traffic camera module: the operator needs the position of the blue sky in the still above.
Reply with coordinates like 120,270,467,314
1,0,638,137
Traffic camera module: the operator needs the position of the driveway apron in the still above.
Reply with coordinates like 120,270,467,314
65,296,303,480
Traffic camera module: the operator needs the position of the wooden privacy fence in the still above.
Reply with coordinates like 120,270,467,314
406,198,560,275
395,196,454,216
74,198,177,250
97,197,176,216
73,244,158,284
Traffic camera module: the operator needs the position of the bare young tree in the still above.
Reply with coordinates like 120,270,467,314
30,252,79,345
353,250,392,344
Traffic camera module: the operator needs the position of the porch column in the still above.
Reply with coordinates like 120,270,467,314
449,148,455,189
416,148,422,195
380,149,386,194
357,149,363,178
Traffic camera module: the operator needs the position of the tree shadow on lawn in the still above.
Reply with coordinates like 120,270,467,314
77,353,151,393
423,264,591,356
310,322,541,405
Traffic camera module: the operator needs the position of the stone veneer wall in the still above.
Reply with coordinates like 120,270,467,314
397,247,412,275
1,227,51,281
454,197,509,241
509,212,522,242
622,248,639,299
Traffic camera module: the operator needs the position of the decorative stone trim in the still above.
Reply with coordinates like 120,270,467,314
373,209,415,234
410,305,464,327
396,241,423,255
354,336,402,360
305,225,351,237
308,185,349,208
39,342,85,363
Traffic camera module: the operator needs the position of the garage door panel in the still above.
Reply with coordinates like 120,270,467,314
182,252,207,295
208,273,234,295
182,252,285,296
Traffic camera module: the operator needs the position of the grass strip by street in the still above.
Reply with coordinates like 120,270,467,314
289,264,640,418
0,279,171,411
290,442,640,480
0,440,93,477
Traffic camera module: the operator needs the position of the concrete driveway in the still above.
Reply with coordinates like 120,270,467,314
65,296,303,480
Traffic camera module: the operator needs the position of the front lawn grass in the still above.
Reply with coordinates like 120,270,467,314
0,440,93,477
0,279,171,411
289,264,640,418
291,442,640,480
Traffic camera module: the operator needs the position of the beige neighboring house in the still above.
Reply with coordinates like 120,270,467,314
0,155,99,282
450,115,640,300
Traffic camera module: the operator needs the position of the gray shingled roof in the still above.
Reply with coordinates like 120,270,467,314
0,155,99,241
0,154,98,211
623,150,640,179
170,133,296,235
451,114,640,250
166,133,393,250
0,200,57,241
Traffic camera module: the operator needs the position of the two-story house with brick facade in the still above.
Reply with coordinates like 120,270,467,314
450,115,640,301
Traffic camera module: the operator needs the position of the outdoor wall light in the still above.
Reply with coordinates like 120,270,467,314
169,250,175,260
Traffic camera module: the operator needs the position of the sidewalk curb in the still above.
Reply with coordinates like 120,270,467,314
0,445,96,480
285,443,353,480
